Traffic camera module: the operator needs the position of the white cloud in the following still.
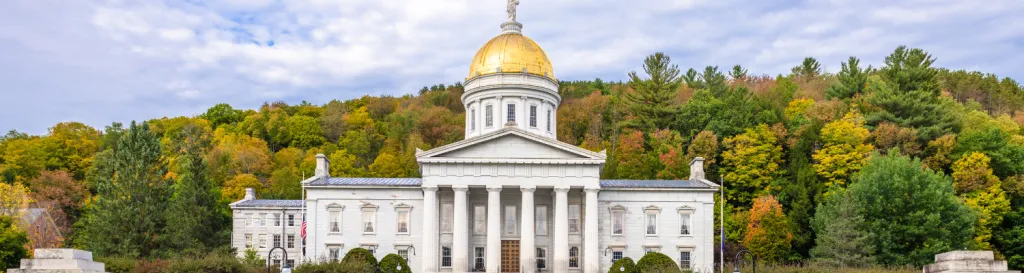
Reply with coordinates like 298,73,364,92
1,0,1022,134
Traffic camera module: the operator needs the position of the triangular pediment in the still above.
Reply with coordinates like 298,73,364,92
416,127,606,162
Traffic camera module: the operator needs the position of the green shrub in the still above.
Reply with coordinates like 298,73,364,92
293,261,362,273
609,257,636,273
341,248,378,270
378,254,411,273
636,252,682,273
96,257,137,273
165,254,248,273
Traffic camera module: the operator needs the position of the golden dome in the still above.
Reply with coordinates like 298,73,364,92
468,33,554,80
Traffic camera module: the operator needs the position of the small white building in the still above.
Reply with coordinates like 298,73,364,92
231,9,719,273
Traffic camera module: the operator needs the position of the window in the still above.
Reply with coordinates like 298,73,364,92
272,259,281,268
259,234,267,249
569,247,580,268
286,259,295,269
329,210,341,233
546,109,552,132
397,210,410,234
536,248,547,269
475,247,486,270
612,251,623,263
363,245,376,254
287,234,296,248
441,203,454,233
273,234,282,248
507,104,516,123
245,213,252,226
505,206,517,235
680,213,691,235
328,245,341,262
474,205,486,234
287,214,295,227
259,213,267,227
529,105,537,127
398,249,409,262
441,246,452,268
680,251,691,270
646,211,659,235
535,206,547,236
362,210,376,234
568,205,581,234
244,234,253,249
471,109,477,131
274,213,281,227
485,105,494,127
612,210,625,235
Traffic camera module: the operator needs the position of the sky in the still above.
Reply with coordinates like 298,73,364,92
2,0,1023,135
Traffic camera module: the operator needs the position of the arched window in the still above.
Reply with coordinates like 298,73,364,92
569,247,580,268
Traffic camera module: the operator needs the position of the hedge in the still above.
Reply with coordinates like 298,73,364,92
636,252,682,273
609,257,637,273
378,254,411,273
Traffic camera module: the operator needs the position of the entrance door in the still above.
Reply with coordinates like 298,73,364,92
501,240,520,272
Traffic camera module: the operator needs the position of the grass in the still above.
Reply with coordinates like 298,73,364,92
718,263,919,273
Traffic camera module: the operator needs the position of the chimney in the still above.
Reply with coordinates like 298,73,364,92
315,153,330,178
689,157,705,180
244,188,256,200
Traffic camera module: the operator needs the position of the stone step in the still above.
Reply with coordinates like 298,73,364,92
19,258,106,271
936,251,995,263
33,249,93,261
923,259,1009,273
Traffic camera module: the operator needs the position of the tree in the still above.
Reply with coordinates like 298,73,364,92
951,152,1000,194
328,149,365,177
201,103,243,128
721,125,783,207
650,130,687,179
0,216,28,270
870,123,921,157
28,170,89,240
849,150,975,266
684,130,719,175
284,115,326,149
162,124,229,254
624,52,682,133
221,174,263,202
963,184,1010,250
42,122,101,180
879,46,939,96
0,182,32,217
826,57,871,100
730,65,748,80
866,47,958,141
995,204,1024,269
791,57,823,78
923,134,956,171
369,152,410,178
378,254,412,273
743,195,792,264
813,110,873,190
811,188,875,267
81,121,171,258
341,247,378,270
613,130,652,179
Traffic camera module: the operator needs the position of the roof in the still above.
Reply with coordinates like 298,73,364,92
306,177,423,187
20,208,46,225
599,179,716,189
233,199,304,208
416,126,606,161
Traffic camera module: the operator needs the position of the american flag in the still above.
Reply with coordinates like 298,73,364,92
300,220,307,238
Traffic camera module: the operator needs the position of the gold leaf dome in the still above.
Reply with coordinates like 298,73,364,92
467,33,555,80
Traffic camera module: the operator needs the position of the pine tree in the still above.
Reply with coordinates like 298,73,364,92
81,121,170,258
162,124,228,254
826,56,871,100
791,57,823,78
624,52,682,133
811,188,875,267
866,46,959,141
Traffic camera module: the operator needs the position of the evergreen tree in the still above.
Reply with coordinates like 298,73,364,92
162,124,229,254
866,46,959,141
791,57,823,78
701,66,728,97
811,188,875,267
826,56,871,100
624,52,682,133
730,65,748,80
81,121,171,258
850,150,975,266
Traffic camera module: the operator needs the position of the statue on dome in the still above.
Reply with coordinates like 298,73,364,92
507,0,520,22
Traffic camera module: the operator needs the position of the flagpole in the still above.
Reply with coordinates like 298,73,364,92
300,172,306,265
720,174,725,273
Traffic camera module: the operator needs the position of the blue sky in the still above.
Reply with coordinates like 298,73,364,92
2,0,1023,135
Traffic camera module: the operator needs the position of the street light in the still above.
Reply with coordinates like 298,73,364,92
732,250,756,273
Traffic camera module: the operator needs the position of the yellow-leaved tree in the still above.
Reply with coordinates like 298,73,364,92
813,110,873,190
722,124,783,207
952,152,1010,250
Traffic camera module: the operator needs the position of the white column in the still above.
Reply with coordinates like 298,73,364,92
520,186,537,273
584,188,600,273
422,186,439,273
453,185,470,272
486,186,502,273
553,187,570,272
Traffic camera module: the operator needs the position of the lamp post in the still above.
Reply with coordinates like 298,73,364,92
267,247,288,273
732,250,756,273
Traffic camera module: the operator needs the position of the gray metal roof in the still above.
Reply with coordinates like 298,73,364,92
234,199,305,208
600,179,713,189
306,177,423,187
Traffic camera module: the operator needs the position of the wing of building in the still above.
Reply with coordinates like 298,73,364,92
230,9,719,273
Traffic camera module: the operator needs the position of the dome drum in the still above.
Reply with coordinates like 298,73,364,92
462,72,560,104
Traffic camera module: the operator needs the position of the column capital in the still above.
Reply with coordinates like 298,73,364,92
584,187,600,194
422,186,439,192
553,186,570,193
452,185,470,192
487,185,503,192
521,186,537,193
